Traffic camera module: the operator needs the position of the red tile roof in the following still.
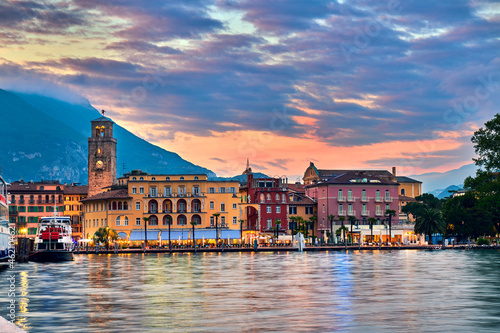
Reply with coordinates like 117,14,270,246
81,188,130,202
64,185,88,195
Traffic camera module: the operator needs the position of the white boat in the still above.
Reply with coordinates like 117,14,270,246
0,173,13,262
31,216,74,262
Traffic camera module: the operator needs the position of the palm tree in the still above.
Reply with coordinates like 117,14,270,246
385,209,397,245
142,216,149,249
348,216,357,245
368,217,377,244
414,208,445,245
93,227,118,250
166,215,172,251
339,216,346,245
190,219,197,251
309,216,317,244
328,214,336,244
212,213,220,247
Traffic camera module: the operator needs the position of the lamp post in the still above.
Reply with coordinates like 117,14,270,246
239,219,245,247
212,213,220,248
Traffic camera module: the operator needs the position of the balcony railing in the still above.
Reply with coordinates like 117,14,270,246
192,209,201,213
347,196,355,202
177,209,186,213
148,209,158,214
361,197,368,202
375,211,383,216
29,200,35,204
338,210,346,216
375,197,383,203
162,209,172,214
361,210,370,217
385,197,393,202
337,197,346,202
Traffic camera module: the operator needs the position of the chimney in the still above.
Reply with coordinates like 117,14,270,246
392,167,396,176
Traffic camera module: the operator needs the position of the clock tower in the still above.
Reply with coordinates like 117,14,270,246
88,111,117,197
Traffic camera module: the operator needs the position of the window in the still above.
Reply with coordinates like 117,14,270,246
282,194,286,203
232,203,237,209
116,217,121,226
219,187,226,193
150,187,157,197
267,193,271,201
164,187,172,196
208,187,216,193
132,177,137,181
376,205,381,214
348,204,353,215
193,187,200,196
338,189,343,200
220,203,226,212
210,216,214,227
233,216,237,225
151,177,156,181
139,187,144,194
150,216,158,225
401,188,406,195
376,190,381,200
348,189,353,200
386,204,390,212
210,201,214,210
275,193,280,202
229,187,236,193
289,206,297,214
194,176,199,180
136,202,141,210
339,204,344,215
362,189,367,201
323,189,325,197
136,218,141,226
221,216,226,225
276,206,281,213
166,176,170,180
267,219,272,229
180,177,185,180
322,204,325,213
385,190,390,200
305,206,314,215
139,177,144,181
362,204,367,214
260,194,265,203
93,219,95,227
267,206,272,213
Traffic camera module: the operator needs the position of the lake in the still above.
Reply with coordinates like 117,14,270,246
2,250,500,332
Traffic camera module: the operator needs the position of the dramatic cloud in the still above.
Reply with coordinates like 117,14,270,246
1,0,499,176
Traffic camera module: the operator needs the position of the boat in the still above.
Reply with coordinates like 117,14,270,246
31,215,74,262
0,173,13,262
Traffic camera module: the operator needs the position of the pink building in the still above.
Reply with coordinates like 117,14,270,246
306,170,399,239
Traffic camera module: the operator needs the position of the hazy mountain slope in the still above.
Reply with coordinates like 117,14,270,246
0,90,214,183
409,164,477,193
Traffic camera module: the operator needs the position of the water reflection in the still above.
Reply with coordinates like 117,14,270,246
1,250,500,332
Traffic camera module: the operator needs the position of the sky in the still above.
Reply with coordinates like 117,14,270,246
0,0,499,180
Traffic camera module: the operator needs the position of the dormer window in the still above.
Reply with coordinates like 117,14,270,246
180,177,185,180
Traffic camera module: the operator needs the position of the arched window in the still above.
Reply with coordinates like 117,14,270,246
194,176,199,180
401,188,406,196
282,194,286,203
115,216,121,226
118,202,123,210
338,189,343,200
322,204,325,213
266,193,271,201
58,195,62,203
275,193,280,202
376,190,381,200
163,215,172,225
139,177,144,181
45,195,49,202
56,186,61,191
260,194,265,203
100,126,105,136
166,177,170,180
180,176,185,180
362,189,367,201
123,201,128,210
132,177,137,181
385,189,390,200
151,177,156,181
348,189,353,200
39,186,44,191
124,217,128,226
112,201,117,210
149,216,158,226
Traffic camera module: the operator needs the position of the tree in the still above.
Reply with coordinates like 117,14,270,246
368,217,377,243
93,227,118,250
385,209,397,245
190,219,197,251
239,219,245,246
308,216,317,243
471,113,500,171
142,217,149,249
328,214,336,244
348,216,357,245
414,208,445,245
275,219,282,243
339,216,346,245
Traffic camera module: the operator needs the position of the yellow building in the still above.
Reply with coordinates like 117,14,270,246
81,171,242,245
63,184,88,240
396,176,422,222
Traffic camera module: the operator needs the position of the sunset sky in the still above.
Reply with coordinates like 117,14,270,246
1,0,499,179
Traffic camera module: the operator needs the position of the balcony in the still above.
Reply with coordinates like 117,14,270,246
337,197,346,203
192,209,201,213
361,210,370,217
177,209,187,213
148,209,158,214
384,197,393,202
162,209,172,214
347,210,356,217
375,211,383,216
375,197,383,203
29,199,35,204
361,197,368,203
347,196,355,203
19,200,25,204
338,210,346,216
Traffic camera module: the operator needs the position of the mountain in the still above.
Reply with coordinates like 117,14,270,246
436,185,463,199
209,173,269,182
0,89,215,183
409,164,478,193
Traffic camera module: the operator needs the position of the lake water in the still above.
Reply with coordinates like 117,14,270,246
2,250,500,332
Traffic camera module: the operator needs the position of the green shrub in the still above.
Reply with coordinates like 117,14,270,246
477,237,490,245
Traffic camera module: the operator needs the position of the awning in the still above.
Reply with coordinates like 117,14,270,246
221,229,241,239
195,229,217,239
160,229,190,241
117,232,128,239
129,230,160,241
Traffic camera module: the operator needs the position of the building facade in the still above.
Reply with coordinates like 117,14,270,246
63,184,88,240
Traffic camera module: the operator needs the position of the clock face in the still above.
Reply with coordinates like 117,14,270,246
96,160,104,170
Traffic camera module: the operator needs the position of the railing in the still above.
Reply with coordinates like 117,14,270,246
338,211,346,216
347,196,355,202
29,200,35,204
361,197,368,202
337,197,346,202
192,209,201,213
177,209,186,213
375,197,383,203
375,211,383,216
384,197,393,202
148,209,158,214
19,199,25,204
162,209,172,213
361,210,370,217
